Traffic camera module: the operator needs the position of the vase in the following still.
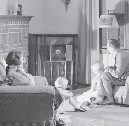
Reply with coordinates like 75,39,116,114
12,0,18,15
7,0,12,15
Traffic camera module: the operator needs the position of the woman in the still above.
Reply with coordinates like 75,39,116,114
6,50,35,86
6,50,65,126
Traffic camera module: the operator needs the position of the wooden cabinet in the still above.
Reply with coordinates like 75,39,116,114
44,34,77,89
28,34,78,89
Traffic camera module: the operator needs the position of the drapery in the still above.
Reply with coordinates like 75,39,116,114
77,0,100,84
28,34,45,76
77,0,92,84
125,0,129,49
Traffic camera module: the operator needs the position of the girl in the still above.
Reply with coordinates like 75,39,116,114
76,61,105,105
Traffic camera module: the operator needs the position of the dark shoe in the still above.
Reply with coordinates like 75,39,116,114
90,97,96,107
97,97,114,105
56,119,65,126
75,106,87,112
90,97,96,102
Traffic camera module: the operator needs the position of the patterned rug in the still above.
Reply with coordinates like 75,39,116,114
59,88,129,126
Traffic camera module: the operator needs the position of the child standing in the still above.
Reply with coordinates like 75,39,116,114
76,61,105,105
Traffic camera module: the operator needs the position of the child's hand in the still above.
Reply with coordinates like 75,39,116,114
67,91,73,97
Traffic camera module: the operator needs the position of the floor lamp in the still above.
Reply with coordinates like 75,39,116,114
98,13,119,67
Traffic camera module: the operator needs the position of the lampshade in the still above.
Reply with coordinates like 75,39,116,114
98,14,119,28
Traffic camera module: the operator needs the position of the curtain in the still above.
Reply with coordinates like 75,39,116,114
28,34,45,76
35,36,45,76
77,0,92,84
28,34,37,76
77,0,100,84
125,0,129,49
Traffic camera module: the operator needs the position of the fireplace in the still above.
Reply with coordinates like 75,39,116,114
0,15,33,71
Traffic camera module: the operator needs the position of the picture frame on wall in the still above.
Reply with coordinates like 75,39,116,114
17,4,22,15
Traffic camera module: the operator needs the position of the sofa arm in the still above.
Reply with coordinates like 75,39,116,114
123,76,129,105
0,85,55,95
113,76,129,105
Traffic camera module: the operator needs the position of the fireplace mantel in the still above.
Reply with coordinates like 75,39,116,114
0,15,33,21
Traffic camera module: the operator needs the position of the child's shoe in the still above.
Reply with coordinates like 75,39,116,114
90,97,96,108
55,119,65,126
75,106,87,112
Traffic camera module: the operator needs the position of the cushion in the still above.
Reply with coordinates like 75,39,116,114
33,76,48,85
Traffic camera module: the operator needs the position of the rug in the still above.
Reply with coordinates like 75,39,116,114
59,88,129,126
60,105,129,126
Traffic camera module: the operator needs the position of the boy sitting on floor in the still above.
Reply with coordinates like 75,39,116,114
55,77,86,114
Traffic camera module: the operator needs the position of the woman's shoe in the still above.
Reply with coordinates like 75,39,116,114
56,119,65,126
75,106,87,112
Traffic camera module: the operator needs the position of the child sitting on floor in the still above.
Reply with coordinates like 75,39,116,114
55,77,86,114
76,61,105,106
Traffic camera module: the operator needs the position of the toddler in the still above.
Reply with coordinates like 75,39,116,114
55,77,86,114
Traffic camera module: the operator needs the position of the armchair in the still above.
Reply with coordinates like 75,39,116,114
0,76,55,126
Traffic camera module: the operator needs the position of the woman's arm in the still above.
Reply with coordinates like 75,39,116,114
17,68,35,86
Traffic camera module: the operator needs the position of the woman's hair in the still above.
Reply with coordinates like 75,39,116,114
6,51,22,75
6,51,22,66
55,77,68,89
107,39,120,49
91,61,104,71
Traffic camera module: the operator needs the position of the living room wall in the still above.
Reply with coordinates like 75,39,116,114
0,0,100,81
18,0,80,34
0,0,80,34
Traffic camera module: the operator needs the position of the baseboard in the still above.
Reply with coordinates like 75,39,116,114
78,83,91,87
